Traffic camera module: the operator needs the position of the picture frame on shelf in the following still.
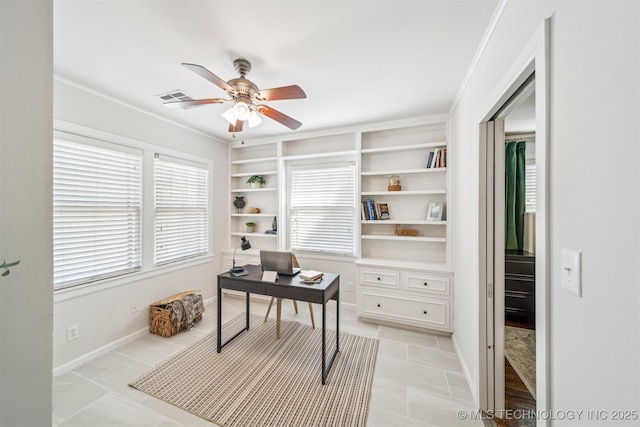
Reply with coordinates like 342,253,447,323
426,202,444,221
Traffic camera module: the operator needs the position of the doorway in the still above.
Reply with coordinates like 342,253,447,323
477,19,550,426
501,84,537,427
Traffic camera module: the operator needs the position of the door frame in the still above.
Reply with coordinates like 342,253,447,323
477,18,550,423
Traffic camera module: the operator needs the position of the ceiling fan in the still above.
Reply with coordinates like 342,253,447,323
164,59,306,135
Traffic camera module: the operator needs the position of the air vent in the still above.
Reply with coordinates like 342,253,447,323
155,90,193,102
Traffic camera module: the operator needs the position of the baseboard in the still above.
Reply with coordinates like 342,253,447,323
53,326,149,376
54,295,219,376
452,332,480,409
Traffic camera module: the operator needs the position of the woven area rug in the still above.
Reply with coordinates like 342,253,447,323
130,314,379,426
505,326,536,399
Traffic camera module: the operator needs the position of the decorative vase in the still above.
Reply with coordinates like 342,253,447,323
272,216,277,232
234,196,245,213
246,225,255,233
250,182,262,189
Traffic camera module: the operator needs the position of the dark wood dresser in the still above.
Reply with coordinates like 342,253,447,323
505,250,535,329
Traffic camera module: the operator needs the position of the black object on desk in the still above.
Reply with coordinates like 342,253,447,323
217,264,340,384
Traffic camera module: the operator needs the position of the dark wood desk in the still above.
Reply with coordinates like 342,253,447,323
217,264,340,384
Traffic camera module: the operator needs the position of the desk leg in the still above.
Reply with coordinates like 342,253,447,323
246,291,250,330
217,279,222,353
276,298,282,339
322,302,326,384
321,292,340,385
336,290,340,352
218,287,251,353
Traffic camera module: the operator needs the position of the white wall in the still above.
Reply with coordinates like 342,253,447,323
53,79,229,370
0,0,54,425
451,0,639,423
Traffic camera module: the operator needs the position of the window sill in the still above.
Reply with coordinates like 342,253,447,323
54,255,215,303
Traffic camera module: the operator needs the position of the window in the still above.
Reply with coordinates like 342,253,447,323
525,163,536,213
154,154,209,265
53,138,142,289
289,162,356,255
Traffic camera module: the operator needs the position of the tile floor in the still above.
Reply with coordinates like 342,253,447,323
53,296,483,426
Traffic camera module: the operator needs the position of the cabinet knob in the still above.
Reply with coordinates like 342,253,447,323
377,277,381,281
423,310,428,315
377,303,381,308
424,282,428,286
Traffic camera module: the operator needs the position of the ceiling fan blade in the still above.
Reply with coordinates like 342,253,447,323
256,105,302,130
163,98,228,108
228,120,244,133
257,85,306,101
182,63,234,93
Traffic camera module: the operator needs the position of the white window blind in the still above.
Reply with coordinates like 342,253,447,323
154,155,209,265
53,139,142,288
289,163,356,255
525,163,536,213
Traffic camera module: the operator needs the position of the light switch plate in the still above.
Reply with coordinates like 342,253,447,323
561,249,582,296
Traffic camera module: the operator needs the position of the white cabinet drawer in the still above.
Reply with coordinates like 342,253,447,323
360,267,399,289
402,271,450,296
361,292,449,330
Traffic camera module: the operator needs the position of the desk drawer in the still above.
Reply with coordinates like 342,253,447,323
361,292,449,330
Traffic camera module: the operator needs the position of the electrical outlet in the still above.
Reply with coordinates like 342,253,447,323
346,282,355,291
131,301,139,313
67,325,79,341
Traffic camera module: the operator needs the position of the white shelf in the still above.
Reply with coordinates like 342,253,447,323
361,190,446,196
361,142,446,154
362,220,447,225
361,234,446,243
231,213,277,217
281,150,358,161
230,232,278,238
231,188,277,193
356,257,452,272
230,170,277,178
361,168,446,176
230,156,277,165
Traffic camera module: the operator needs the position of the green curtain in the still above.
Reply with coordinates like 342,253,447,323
505,141,526,252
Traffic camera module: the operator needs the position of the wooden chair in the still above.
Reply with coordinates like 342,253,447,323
264,254,315,339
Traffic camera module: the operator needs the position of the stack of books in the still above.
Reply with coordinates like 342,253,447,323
426,148,447,168
300,270,324,284
361,198,390,220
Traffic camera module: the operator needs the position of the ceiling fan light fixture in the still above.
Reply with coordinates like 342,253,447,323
248,110,263,128
221,107,236,125
233,101,251,121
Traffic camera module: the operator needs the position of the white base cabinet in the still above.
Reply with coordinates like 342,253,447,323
356,262,453,333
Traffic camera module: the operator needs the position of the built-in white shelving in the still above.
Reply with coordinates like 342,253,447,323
357,119,452,333
227,115,453,333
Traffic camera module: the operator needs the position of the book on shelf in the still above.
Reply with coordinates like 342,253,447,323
361,201,370,220
378,203,390,220
366,198,376,220
426,151,434,168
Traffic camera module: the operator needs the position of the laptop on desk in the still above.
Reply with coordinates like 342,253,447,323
259,250,301,276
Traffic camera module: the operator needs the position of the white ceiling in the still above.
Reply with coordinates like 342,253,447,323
54,0,499,143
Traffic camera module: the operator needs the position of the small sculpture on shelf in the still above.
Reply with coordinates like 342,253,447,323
249,207,261,213
388,175,401,191
234,196,246,213
394,224,419,236
265,216,277,235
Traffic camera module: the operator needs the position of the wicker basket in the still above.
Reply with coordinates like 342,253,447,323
149,290,203,338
